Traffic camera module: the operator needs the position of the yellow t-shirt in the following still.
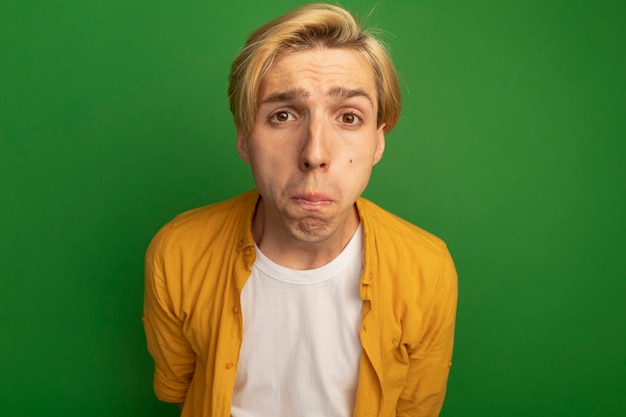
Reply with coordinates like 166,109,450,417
143,189,458,417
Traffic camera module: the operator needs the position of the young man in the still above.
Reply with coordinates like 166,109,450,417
143,4,458,417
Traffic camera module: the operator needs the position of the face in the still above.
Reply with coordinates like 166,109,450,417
237,47,386,247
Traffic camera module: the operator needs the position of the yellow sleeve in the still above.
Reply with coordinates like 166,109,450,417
396,246,458,416
142,227,196,403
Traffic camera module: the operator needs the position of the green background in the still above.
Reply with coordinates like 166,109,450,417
2,0,624,416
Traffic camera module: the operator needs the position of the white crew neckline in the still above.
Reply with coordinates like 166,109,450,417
252,224,363,285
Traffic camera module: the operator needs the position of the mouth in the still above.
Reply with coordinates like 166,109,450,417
292,193,334,210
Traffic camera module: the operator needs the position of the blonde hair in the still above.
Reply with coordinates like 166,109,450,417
228,3,401,137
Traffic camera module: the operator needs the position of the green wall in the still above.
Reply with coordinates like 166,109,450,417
2,1,624,416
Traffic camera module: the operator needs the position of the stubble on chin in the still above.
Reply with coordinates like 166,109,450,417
292,217,334,243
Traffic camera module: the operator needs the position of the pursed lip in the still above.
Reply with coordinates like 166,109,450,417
291,193,334,210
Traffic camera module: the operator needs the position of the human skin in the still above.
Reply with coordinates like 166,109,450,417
236,47,386,270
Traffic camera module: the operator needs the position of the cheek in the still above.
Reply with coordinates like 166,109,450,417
248,143,282,165
344,145,377,167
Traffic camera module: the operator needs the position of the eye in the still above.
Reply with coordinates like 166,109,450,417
270,111,295,123
339,113,361,125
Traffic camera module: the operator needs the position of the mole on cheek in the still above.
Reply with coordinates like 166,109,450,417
349,159,353,163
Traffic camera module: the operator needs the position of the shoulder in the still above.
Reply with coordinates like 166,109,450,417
147,190,258,257
168,190,256,230
357,197,448,258
358,197,458,316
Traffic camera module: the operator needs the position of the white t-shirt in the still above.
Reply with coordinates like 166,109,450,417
231,225,364,417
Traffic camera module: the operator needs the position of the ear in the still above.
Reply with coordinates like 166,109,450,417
236,129,251,164
373,123,386,165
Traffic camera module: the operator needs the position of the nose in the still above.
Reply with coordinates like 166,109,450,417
299,117,331,172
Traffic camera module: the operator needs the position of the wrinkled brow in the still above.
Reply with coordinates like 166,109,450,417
259,86,374,107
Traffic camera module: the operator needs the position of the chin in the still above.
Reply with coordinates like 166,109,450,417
291,219,334,243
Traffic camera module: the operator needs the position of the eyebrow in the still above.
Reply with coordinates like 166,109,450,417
259,86,374,107
260,88,310,106
328,86,374,107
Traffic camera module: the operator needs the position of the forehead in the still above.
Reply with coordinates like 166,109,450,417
258,47,376,100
